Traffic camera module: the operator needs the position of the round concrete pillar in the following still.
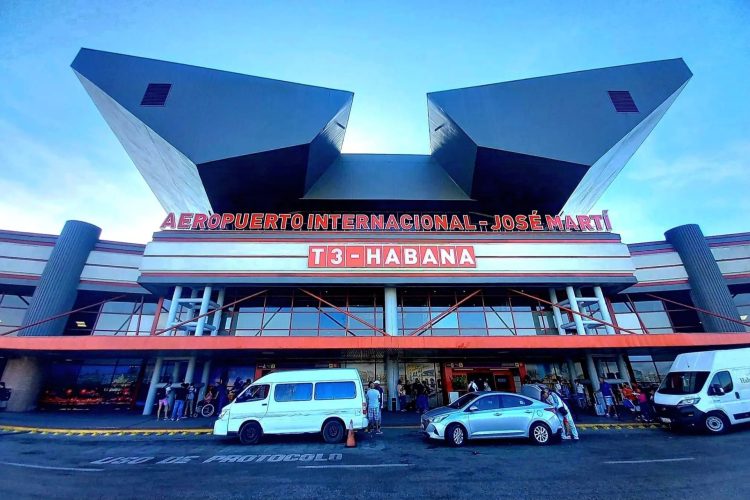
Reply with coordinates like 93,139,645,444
0,357,45,411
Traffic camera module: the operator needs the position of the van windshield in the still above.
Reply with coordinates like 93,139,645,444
236,384,269,403
658,371,710,395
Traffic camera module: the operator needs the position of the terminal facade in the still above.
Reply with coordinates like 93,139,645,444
1,49,749,413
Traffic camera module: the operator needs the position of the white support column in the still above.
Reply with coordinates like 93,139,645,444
142,357,163,415
194,286,213,336
165,286,183,332
385,356,398,411
586,354,600,392
210,288,226,336
197,360,212,402
565,286,586,336
184,356,197,384
593,286,616,335
384,287,398,336
171,361,180,384
617,354,631,383
549,288,565,335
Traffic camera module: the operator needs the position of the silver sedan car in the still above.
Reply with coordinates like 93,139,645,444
421,391,561,446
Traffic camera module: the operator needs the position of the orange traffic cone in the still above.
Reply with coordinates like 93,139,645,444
346,419,356,448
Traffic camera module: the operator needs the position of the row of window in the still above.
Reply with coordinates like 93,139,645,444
238,381,357,403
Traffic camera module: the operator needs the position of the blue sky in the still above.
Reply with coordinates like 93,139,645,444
1,1,748,243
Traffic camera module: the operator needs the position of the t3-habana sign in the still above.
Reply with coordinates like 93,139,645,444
159,211,613,233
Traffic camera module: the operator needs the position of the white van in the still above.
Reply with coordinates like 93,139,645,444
654,347,750,434
213,368,369,444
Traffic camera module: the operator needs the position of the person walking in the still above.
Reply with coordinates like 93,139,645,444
156,385,170,420
366,382,382,434
542,388,579,441
171,383,188,421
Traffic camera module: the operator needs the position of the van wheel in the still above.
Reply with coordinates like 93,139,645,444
530,422,552,445
239,421,262,445
704,412,729,435
445,423,466,447
322,419,345,444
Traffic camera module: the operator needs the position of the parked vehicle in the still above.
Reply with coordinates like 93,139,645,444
421,391,561,446
213,368,368,444
654,348,750,434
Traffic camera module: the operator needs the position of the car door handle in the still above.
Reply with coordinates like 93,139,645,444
524,410,533,414
493,412,502,416
261,403,268,406
736,392,740,400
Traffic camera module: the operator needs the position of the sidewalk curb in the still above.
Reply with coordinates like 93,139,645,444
0,422,663,437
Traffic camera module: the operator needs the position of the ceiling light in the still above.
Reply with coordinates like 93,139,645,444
76,321,87,328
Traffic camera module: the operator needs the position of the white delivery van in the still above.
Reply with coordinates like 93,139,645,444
213,368,369,444
654,347,750,434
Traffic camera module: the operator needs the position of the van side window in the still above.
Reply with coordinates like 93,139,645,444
314,381,356,400
710,371,733,394
236,384,269,403
274,383,313,402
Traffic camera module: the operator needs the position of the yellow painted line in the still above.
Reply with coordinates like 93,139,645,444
0,424,212,436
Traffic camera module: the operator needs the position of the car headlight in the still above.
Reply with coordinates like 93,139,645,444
432,415,449,423
677,397,700,406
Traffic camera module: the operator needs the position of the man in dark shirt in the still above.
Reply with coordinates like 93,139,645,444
600,378,616,418
171,383,188,421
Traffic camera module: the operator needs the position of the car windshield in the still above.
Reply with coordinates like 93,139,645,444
236,384,269,403
448,393,480,409
657,371,710,395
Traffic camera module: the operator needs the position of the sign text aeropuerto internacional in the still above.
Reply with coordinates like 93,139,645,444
160,211,613,232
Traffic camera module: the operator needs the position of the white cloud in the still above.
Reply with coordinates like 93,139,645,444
0,119,164,243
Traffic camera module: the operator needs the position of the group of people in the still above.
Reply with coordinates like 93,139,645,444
396,378,433,413
155,382,197,421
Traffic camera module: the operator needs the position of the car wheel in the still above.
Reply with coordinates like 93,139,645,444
322,419,345,444
704,412,730,435
529,422,552,445
239,421,262,445
445,423,466,447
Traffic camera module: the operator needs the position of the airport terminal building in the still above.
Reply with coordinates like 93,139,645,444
1,49,749,413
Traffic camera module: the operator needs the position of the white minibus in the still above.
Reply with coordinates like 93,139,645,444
213,368,369,444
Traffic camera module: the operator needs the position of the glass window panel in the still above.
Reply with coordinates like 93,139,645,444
348,313,376,328
236,311,263,330
93,314,131,335
458,312,486,328
0,307,26,325
259,329,289,336
638,311,672,329
319,329,346,337
485,309,514,330
459,329,487,336
511,306,535,329
488,328,514,336
290,329,319,336
315,381,356,400
351,329,375,337
262,312,290,330
431,328,459,336
290,313,319,329
614,313,644,333
611,301,633,313
101,302,137,314
432,312,458,328
633,300,666,313
403,312,430,328
319,312,347,329
0,295,29,308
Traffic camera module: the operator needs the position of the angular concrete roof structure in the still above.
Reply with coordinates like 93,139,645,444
72,48,353,213
427,58,693,214
73,49,691,215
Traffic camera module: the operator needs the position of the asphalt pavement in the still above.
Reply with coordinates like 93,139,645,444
1,425,748,500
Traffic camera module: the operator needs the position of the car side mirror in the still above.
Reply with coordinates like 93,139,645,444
468,405,479,412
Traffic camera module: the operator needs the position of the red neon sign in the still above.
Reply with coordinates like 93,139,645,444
308,245,476,269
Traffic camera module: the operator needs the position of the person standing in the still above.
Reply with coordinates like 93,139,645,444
215,380,229,414
483,380,491,391
185,384,196,417
366,382,382,434
374,380,385,411
600,377,617,418
575,380,586,409
171,383,188,421
397,379,406,412
468,379,479,392
542,388,579,441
